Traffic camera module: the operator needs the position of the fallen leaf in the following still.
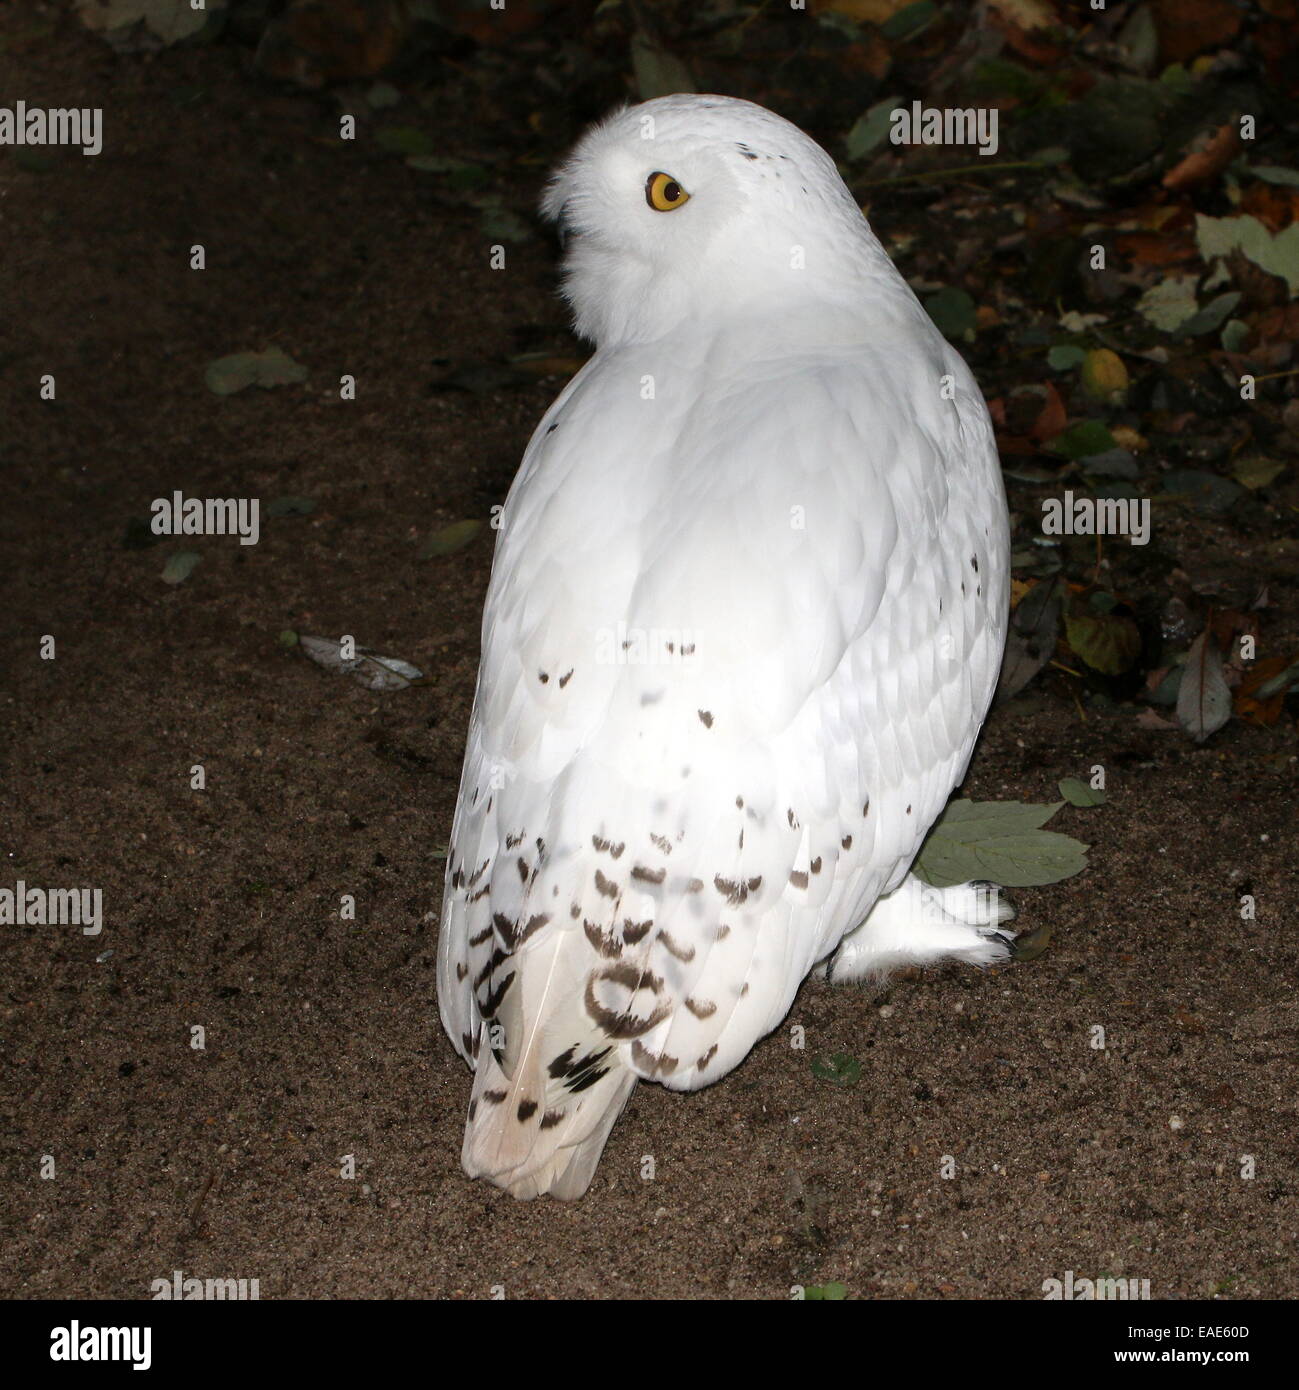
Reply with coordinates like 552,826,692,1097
1196,214,1299,294
996,576,1062,700
1233,457,1286,490
75,0,220,44
1065,612,1142,676
420,520,482,558
1150,0,1242,63
1161,121,1241,192
1012,922,1054,962
631,30,694,100
1115,230,1197,267
914,799,1089,888
1176,630,1232,742
1081,348,1129,402
810,1054,862,1086
205,348,308,396
1235,656,1299,726
1050,419,1117,459
299,636,424,692
161,551,201,585
1058,778,1107,807
1136,276,1200,333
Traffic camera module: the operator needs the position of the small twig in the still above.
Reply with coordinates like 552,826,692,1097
1070,686,1088,723
188,1167,219,1234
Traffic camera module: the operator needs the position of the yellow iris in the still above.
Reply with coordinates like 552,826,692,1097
645,172,690,212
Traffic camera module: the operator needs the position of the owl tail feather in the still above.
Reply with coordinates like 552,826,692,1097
461,1030,636,1201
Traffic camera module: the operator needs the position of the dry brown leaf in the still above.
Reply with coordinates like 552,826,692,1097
1240,180,1299,233
1226,247,1291,312
1152,0,1242,63
1256,302,1299,347
1235,655,1299,726
810,0,912,22
987,0,1058,28
1116,231,1198,267
1029,381,1068,443
1162,122,1242,193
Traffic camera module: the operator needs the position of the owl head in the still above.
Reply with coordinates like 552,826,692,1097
541,95,889,347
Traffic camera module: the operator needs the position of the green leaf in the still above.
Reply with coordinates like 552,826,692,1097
1047,345,1086,371
1050,420,1116,460
845,97,900,161
1173,291,1242,340
923,288,977,343
1078,448,1138,479
804,1282,849,1300
1233,456,1285,490
1248,165,1299,188
406,155,489,189
810,1053,861,1086
420,519,482,557
630,30,694,100
366,81,401,110
1065,611,1142,675
1116,3,1158,72
161,551,201,585
1158,64,1194,96
881,0,938,40
74,0,217,44
471,194,530,243
1195,214,1299,293
1136,275,1199,332
969,56,1047,104
1012,922,1054,962
376,125,436,156
1221,318,1250,351
205,347,308,395
914,799,1089,888
1058,777,1107,807
1255,661,1299,700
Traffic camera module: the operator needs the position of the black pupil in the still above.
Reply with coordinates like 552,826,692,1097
663,181,680,202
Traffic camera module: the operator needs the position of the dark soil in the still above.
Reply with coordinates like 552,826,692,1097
2,10,1296,1301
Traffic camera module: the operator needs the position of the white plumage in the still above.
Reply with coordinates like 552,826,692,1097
436,95,1012,1199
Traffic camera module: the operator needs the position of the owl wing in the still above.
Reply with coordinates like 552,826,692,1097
437,322,1007,1194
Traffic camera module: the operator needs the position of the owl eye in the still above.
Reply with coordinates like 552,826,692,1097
645,171,690,212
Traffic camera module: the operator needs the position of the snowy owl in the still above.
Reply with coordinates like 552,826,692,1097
437,95,1012,1200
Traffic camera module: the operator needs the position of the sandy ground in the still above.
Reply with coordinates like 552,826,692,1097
2,13,1296,1300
